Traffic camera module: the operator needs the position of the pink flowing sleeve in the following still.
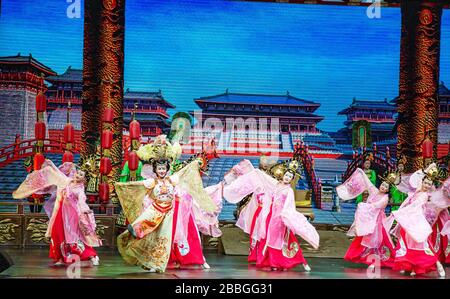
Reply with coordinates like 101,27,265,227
174,188,193,245
336,168,374,200
442,219,450,237
429,177,450,210
280,188,320,249
392,193,432,243
223,159,255,185
13,161,70,199
236,193,264,235
223,169,260,204
396,173,415,194
191,183,223,237
352,195,388,237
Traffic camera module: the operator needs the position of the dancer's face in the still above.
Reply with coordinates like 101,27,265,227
397,163,404,173
422,178,433,192
282,171,294,184
73,170,85,184
155,164,168,178
363,160,371,170
379,182,389,193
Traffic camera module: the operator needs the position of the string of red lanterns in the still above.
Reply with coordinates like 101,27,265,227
62,100,75,163
128,103,141,181
34,91,46,170
99,103,115,204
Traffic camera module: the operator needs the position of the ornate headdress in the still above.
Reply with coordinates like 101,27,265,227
422,162,442,183
136,135,182,163
378,171,399,186
363,152,374,162
269,158,302,181
396,154,407,167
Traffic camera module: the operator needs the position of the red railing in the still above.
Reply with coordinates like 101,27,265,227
293,141,322,209
342,144,396,181
0,137,80,168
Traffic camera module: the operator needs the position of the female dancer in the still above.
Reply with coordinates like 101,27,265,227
356,154,377,204
223,159,320,271
389,155,408,212
13,159,102,266
390,163,446,277
114,135,216,273
336,168,396,269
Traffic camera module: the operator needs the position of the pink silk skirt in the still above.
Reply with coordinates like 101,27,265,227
168,199,205,267
344,227,395,268
49,203,97,263
248,204,306,270
392,228,438,274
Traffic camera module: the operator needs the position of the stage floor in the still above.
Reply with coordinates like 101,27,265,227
0,248,449,279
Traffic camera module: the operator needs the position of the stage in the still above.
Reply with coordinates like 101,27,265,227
0,248,448,279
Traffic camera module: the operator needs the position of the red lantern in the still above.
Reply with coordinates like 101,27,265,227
129,120,141,140
36,92,46,112
128,151,139,171
34,153,45,170
422,137,433,159
101,130,113,149
62,151,74,163
34,122,46,140
102,107,114,123
64,123,75,143
99,182,110,203
100,157,112,175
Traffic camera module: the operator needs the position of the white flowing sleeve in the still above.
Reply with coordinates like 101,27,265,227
280,188,320,249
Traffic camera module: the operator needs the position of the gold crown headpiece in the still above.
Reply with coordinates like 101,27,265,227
378,171,399,186
136,135,182,163
269,158,302,180
422,162,441,182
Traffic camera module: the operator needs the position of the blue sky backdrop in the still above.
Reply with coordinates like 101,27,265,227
1,0,449,131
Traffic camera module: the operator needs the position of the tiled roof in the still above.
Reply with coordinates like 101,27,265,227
124,89,175,108
190,110,324,119
195,91,320,107
46,66,82,83
0,54,56,76
339,98,397,114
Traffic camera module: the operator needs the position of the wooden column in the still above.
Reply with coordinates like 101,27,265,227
82,0,125,203
396,0,443,172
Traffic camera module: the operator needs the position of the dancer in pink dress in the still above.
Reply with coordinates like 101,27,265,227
390,163,447,277
13,159,102,266
336,168,396,269
223,159,319,271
